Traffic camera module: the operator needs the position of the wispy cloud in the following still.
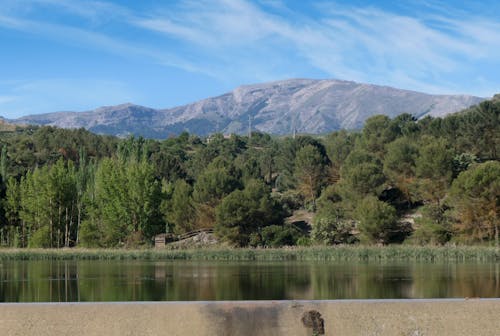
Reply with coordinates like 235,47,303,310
1,0,128,23
1,0,499,104
131,0,316,81
0,7,211,76
130,0,500,95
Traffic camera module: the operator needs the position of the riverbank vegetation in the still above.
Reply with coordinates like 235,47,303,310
0,96,498,248
0,246,498,262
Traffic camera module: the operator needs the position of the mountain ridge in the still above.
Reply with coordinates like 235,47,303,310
9,79,485,138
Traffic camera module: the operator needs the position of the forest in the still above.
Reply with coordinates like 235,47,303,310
0,96,498,248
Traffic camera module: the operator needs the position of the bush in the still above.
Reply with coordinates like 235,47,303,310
216,180,285,246
28,226,51,248
249,224,304,247
260,225,303,247
407,205,452,245
296,236,312,246
409,217,450,245
78,220,103,248
125,231,146,248
312,204,356,245
356,196,400,244
274,190,304,214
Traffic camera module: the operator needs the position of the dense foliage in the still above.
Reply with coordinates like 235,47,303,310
0,96,498,248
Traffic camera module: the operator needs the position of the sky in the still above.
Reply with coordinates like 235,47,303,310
1,0,499,118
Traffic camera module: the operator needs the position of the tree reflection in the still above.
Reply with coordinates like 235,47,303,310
0,260,498,302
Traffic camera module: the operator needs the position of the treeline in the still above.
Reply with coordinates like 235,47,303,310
0,96,498,248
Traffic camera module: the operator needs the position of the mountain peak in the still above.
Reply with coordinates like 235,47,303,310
11,79,485,138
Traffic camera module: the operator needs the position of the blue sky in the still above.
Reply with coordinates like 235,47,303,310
1,0,499,118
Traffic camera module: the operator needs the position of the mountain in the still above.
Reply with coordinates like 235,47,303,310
11,79,485,137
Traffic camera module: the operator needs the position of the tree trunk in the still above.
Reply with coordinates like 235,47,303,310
65,207,69,247
49,198,54,248
21,220,26,248
76,203,81,245
58,204,62,247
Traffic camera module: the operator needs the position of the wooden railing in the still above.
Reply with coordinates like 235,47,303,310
176,228,214,241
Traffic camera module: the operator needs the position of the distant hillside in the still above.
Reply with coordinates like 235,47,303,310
10,79,485,137
0,117,24,132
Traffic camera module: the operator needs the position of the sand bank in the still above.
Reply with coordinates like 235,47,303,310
1,299,499,335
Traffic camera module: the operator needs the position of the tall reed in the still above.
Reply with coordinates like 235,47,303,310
0,246,498,262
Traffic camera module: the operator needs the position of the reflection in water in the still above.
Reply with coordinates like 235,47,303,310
0,260,498,302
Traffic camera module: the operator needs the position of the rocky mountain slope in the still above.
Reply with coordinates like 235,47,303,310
11,79,485,137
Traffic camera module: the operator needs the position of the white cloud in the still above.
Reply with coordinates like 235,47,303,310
129,0,500,94
134,18,212,46
0,9,212,77
1,0,499,97
133,0,290,47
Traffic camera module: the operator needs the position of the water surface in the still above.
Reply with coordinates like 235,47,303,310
0,260,498,302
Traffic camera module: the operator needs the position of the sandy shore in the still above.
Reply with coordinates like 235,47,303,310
1,299,499,335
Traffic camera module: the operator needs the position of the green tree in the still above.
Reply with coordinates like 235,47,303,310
126,159,163,240
192,162,242,228
470,100,499,160
413,137,453,204
451,99,499,160
88,158,126,245
356,196,399,244
387,113,420,139
383,137,418,203
359,115,393,158
312,203,356,245
48,159,78,247
294,145,326,205
452,152,478,177
164,180,197,234
274,136,327,192
448,161,500,245
259,141,280,184
18,170,42,246
85,157,163,247
4,177,22,246
234,149,263,183
0,144,7,181
150,146,187,182
74,149,94,245
192,164,241,206
254,224,303,247
16,160,78,247
215,179,283,246
409,204,452,245
323,130,358,184
339,150,386,199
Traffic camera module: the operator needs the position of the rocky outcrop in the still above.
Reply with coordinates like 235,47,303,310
11,79,485,137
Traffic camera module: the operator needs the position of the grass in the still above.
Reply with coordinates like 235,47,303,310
0,245,499,262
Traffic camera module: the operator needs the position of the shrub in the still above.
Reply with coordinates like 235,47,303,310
356,196,400,244
407,204,452,245
78,220,103,248
28,226,51,248
259,225,303,247
312,204,356,245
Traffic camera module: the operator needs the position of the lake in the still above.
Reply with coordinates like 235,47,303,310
0,260,498,302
